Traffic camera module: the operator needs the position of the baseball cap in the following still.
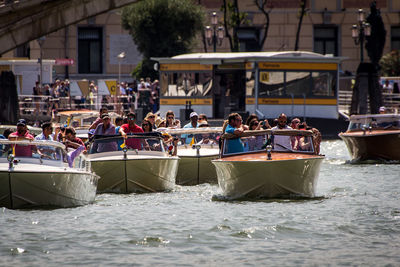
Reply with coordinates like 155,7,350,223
17,119,27,126
379,106,386,112
190,112,198,118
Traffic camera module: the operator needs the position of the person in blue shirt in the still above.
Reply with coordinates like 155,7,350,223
224,113,245,154
182,111,199,144
114,116,124,150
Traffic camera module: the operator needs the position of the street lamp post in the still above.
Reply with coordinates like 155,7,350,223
116,52,126,114
351,9,371,63
117,52,126,85
205,12,224,52
36,36,46,88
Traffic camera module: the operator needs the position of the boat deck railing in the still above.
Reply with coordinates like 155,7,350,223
18,94,136,122
339,77,400,115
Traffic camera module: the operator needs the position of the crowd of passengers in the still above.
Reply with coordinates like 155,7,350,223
1,107,322,162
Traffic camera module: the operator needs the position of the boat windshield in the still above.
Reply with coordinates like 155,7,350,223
158,127,222,148
348,115,400,131
0,140,65,161
221,130,316,156
88,133,166,154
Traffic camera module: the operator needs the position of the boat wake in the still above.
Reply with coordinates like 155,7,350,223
211,194,326,203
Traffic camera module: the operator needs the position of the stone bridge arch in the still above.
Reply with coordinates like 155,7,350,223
0,0,140,55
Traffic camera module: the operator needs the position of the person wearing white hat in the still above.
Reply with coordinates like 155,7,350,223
379,106,386,114
182,111,199,144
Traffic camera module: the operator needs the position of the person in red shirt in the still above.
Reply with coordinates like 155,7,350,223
119,112,146,149
8,119,36,157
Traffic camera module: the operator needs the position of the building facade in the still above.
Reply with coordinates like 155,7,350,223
2,0,400,83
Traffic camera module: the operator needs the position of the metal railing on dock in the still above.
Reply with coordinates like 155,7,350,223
338,77,400,115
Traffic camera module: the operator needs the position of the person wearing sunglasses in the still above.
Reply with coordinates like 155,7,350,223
141,119,153,133
198,114,208,123
92,113,117,153
89,107,108,130
223,112,245,154
271,113,292,151
34,121,57,157
144,112,157,129
119,112,148,150
165,110,181,128
290,118,301,129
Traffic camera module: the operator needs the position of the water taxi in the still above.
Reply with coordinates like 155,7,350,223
0,125,42,136
87,133,179,193
161,127,221,185
0,140,99,209
339,114,400,162
212,129,324,199
53,110,119,142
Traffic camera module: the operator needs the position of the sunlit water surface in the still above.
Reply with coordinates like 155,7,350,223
1,140,399,266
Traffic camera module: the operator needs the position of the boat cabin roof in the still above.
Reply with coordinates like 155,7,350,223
347,114,400,131
160,127,222,135
153,51,346,65
0,139,66,149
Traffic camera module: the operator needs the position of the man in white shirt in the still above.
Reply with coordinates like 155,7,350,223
271,113,292,151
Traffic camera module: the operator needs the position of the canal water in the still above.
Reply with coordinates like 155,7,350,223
1,140,399,266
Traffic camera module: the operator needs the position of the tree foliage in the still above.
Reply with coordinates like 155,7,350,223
221,0,249,52
379,50,400,76
121,0,205,78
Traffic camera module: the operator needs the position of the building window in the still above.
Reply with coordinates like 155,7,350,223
237,27,260,52
15,43,30,58
391,26,400,51
313,26,338,56
78,27,103,74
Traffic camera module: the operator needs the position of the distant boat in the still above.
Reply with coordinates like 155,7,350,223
87,133,179,193
0,140,99,209
339,114,400,162
0,125,42,136
162,127,221,185
212,129,324,199
53,110,120,142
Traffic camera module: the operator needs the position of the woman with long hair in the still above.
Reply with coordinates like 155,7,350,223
165,110,181,128
141,119,153,133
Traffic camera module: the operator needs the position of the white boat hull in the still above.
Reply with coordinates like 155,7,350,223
0,166,98,209
212,153,324,199
89,151,179,193
176,147,219,185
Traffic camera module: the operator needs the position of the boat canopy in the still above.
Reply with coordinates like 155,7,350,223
153,51,345,65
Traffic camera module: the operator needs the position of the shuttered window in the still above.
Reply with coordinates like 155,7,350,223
391,26,400,51
314,26,338,56
78,27,103,74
